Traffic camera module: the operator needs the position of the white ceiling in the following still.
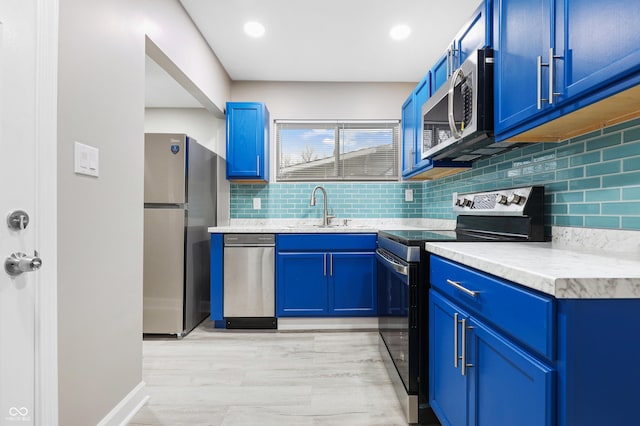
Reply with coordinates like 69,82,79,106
145,0,483,107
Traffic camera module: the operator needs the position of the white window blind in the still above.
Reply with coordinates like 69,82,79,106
276,120,399,181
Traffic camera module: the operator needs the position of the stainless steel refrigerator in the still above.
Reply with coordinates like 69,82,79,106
143,133,216,336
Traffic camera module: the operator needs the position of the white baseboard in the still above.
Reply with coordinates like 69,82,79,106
97,381,149,426
278,317,379,331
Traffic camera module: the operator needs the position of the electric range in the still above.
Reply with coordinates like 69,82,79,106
376,186,545,425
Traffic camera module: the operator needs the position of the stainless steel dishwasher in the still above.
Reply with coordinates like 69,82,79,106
223,234,277,329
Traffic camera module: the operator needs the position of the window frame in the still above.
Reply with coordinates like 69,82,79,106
275,119,400,182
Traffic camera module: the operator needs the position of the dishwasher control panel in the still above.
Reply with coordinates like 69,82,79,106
224,233,275,246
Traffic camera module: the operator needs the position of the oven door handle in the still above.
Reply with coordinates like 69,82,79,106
376,249,409,276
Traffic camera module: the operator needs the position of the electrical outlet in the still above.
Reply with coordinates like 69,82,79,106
405,189,413,202
253,198,261,210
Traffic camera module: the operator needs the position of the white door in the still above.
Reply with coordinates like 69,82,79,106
0,1,58,424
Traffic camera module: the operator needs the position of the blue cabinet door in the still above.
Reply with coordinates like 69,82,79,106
429,290,469,426
210,234,224,321
431,52,450,93
330,252,377,316
562,0,640,100
470,318,555,426
226,102,269,181
413,75,432,170
276,252,328,316
401,94,416,177
457,2,490,66
494,0,554,136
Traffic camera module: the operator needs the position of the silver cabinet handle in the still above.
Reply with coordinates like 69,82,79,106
548,48,563,105
329,253,333,277
450,43,458,76
453,312,459,368
446,279,478,297
256,155,260,175
447,67,465,139
461,318,474,376
409,148,414,171
323,253,327,277
537,55,550,109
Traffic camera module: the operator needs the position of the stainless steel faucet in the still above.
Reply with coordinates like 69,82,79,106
310,185,333,227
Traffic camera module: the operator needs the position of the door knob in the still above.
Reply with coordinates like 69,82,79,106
5,251,42,276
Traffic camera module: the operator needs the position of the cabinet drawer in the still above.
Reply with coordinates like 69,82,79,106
430,255,555,360
277,233,377,251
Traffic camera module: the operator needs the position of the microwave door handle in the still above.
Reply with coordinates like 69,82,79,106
447,67,465,139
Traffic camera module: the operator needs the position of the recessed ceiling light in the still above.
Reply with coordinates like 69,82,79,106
244,21,265,38
390,24,411,41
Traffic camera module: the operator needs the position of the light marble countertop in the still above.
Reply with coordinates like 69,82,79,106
208,218,455,234
425,242,640,299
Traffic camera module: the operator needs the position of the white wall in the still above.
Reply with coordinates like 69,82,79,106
143,1,230,116
56,1,230,424
231,81,414,120
231,81,415,181
145,108,230,225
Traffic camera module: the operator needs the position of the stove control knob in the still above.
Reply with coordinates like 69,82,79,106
507,193,525,205
462,198,474,208
497,194,509,205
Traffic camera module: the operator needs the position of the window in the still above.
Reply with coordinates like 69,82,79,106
276,120,400,181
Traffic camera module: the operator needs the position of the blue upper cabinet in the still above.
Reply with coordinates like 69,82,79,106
562,0,640,100
430,53,449,94
401,2,491,180
412,76,432,170
432,2,492,94
401,93,416,177
494,0,640,142
493,0,554,136
457,2,491,65
225,102,270,182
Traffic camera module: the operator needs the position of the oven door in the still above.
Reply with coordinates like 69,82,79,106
376,248,418,394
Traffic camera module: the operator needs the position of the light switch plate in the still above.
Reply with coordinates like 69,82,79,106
74,142,99,177
253,198,261,210
405,189,413,202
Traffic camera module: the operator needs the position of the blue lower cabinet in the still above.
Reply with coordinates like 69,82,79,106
471,318,554,426
209,234,224,322
329,252,376,315
429,291,470,426
276,234,377,317
430,255,640,425
276,252,329,316
429,289,554,426
430,254,556,426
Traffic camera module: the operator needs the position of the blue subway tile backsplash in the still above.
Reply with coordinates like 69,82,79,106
230,182,423,219
230,118,640,230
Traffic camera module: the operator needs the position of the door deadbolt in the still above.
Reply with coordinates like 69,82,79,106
5,251,42,276
7,210,30,231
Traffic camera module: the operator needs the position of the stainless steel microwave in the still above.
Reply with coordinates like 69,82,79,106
420,48,500,162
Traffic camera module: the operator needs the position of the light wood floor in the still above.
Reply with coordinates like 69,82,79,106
129,321,407,425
